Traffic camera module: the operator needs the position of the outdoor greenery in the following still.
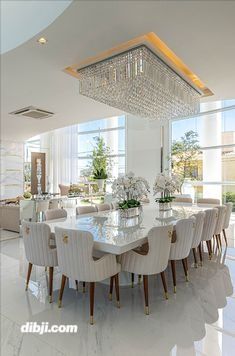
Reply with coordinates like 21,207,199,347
223,191,235,211
93,168,108,179
170,130,201,189
155,196,175,204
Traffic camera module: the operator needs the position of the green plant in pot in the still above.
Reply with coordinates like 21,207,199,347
23,191,32,200
90,137,111,192
93,168,108,192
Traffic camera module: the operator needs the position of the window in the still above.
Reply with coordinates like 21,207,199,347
77,115,126,178
171,100,235,207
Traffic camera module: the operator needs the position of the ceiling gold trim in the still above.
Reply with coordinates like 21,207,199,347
64,32,213,97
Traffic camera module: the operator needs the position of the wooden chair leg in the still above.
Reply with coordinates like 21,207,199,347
192,248,198,267
143,275,149,315
25,262,33,291
181,259,188,281
208,240,213,259
206,241,211,259
218,234,222,249
58,274,67,308
170,260,177,293
90,282,95,325
222,229,228,246
160,271,168,299
114,274,120,308
131,273,134,288
83,282,86,293
109,276,114,300
215,235,220,250
75,280,78,291
198,243,203,265
49,267,54,303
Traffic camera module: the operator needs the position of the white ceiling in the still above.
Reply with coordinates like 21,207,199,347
1,0,235,142
0,0,72,54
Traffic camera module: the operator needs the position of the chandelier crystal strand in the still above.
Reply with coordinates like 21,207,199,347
78,46,200,120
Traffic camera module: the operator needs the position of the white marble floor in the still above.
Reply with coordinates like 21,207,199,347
0,226,235,356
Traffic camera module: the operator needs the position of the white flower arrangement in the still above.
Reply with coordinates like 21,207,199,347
153,173,180,203
112,172,150,206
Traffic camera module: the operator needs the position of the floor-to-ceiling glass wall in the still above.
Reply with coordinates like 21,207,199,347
171,100,235,208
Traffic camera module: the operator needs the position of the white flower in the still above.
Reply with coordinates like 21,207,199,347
112,172,150,201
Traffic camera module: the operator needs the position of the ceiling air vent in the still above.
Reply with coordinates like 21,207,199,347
10,106,54,120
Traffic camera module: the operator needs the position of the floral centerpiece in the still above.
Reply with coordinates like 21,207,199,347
112,172,150,218
153,173,180,211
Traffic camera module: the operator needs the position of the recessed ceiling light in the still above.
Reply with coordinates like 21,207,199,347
37,37,48,45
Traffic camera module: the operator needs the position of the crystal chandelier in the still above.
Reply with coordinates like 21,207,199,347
77,45,201,120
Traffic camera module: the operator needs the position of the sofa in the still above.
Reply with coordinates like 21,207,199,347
0,205,20,232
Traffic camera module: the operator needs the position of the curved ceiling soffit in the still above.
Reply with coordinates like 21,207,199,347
0,0,73,54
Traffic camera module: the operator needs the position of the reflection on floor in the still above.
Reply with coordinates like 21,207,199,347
0,228,234,356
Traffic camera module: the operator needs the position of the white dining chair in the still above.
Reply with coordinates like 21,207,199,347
214,205,226,250
222,202,233,245
55,227,121,325
169,217,195,293
191,212,205,267
200,208,218,262
197,198,220,205
22,221,58,303
121,225,173,315
96,203,112,212
76,205,98,215
45,208,67,221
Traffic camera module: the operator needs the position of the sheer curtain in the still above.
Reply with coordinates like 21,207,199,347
40,125,78,193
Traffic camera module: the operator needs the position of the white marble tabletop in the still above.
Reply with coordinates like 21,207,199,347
45,204,211,255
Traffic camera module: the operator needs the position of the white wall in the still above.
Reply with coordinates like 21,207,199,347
0,140,24,199
126,115,166,189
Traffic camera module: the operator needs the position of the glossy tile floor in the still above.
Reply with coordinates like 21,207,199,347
0,224,235,356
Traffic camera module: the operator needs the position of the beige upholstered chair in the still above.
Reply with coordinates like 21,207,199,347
121,225,173,314
58,184,69,196
174,197,193,203
190,212,205,267
222,202,233,245
45,208,67,221
55,227,121,324
96,203,112,212
200,208,218,262
22,221,58,303
197,198,220,205
169,218,195,293
76,205,98,215
214,205,226,249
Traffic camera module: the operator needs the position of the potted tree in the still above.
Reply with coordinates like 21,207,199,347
91,137,111,192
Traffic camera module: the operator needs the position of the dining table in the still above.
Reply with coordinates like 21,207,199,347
45,203,213,255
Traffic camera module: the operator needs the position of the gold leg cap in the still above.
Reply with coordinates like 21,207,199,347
25,284,28,291
117,301,120,308
58,300,62,308
174,286,176,293
83,287,86,293
131,282,134,288
138,276,141,285
145,306,149,315
165,292,168,300
49,295,52,303
90,316,94,325
194,263,198,268
109,293,112,301
186,276,189,282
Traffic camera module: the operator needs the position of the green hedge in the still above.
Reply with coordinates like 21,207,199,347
223,192,235,211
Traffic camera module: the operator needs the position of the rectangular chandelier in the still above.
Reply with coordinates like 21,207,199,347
64,33,213,121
